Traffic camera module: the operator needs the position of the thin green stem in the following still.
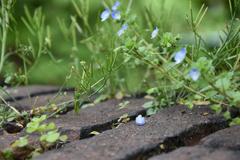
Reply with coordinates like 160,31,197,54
0,0,9,74
126,0,133,14
131,48,228,106
0,95,21,115
0,29,7,73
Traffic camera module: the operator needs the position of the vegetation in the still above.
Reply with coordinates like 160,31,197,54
0,0,240,159
3,115,67,159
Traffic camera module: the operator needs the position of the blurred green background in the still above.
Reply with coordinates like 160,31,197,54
4,0,230,86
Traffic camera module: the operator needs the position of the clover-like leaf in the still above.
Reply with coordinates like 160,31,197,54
12,136,28,148
26,121,39,133
210,104,222,114
46,122,56,131
59,135,68,142
230,117,240,126
45,131,60,143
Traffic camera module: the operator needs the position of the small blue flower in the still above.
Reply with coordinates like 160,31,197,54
174,48,187,64
189,68,200,81
117,24,128,36
100,9,111,22
111,10,121,20
135,115,145,126
151,27,159,39
112,1,121,11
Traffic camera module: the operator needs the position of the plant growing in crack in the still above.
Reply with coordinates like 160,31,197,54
2,115,67,159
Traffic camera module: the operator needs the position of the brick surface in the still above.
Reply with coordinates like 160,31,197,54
34,105,227,160
9,92,74,111
1,85,72,101
150,126,240,160
150,146,240,160
0,98,147,153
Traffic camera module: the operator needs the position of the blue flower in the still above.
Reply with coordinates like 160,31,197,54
135,115,145,126
100,9,111,22
100,1,121,22
151,27,159,39
111,10,121,20
174,48,187,64
112,1,121,11
117,24,128,36
189,68,200,81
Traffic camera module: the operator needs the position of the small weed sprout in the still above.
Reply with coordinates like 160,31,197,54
4,115,67,159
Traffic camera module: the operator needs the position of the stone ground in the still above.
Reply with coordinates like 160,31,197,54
0,85,240,160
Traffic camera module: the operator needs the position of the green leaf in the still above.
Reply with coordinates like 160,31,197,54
40,134,47,142
12,136,28,148
26,122,39,133
210,104,222,114
31,115,47,123
46,122,56,130
45,131,60,143
39,115,47,121
146,87,158,95
223,111,231,120
4,76,12,84
185,101,194,110
215,72,233,92
146,108,157,116
143,101,154,109
195,57,213,72
37,124,47,132
230,117,240,126
2,149,14,160
229,91,240,104
125,37,136,49
205,90,218,98
59,135,68,142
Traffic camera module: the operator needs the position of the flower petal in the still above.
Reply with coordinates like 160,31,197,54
112,1,121,11
117,24,128,36
174,48,187,64
151,27,159,39
111,10,121,20
100,9,111,22
189,68,200,81
135,115,145,126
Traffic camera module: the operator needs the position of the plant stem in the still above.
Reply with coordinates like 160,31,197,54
0,0,8,74
126,0,133,14
131,48,228,106
0,29,7,73
0,95,21,115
